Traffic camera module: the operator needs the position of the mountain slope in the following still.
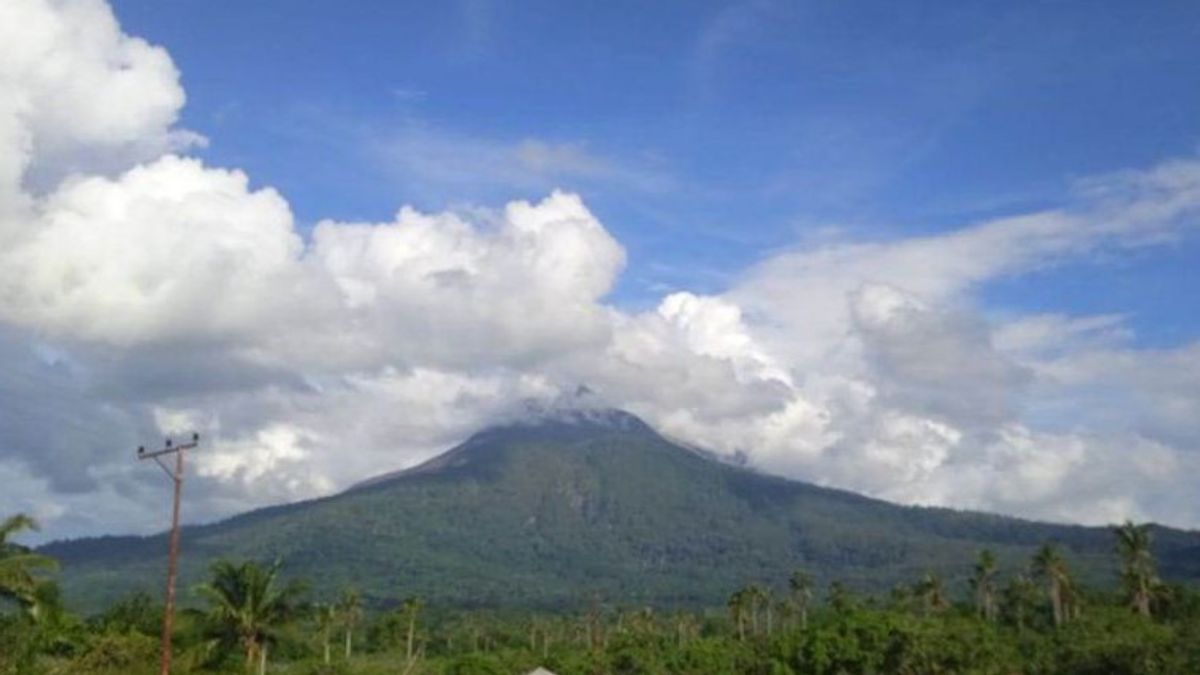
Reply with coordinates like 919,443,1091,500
42,410,1200,612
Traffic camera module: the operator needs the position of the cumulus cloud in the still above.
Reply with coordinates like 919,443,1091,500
0,0,199,203
1,0,1199,541
306,190,624,371
1,157,300,346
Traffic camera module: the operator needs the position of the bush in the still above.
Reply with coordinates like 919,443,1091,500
71,632,158,673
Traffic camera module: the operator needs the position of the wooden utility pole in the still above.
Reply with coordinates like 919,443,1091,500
139,433,199,675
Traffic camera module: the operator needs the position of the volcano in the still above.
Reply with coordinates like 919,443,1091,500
42,409,1200,611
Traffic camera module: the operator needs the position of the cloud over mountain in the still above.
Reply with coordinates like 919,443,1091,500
1,0,1199,540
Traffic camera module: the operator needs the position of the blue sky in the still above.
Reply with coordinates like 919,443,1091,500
110,0,1200,325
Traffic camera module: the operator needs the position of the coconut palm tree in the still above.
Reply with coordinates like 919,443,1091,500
1061,575,1083,622
789,570,814,629
25,579,75,654
0,514,57,614
1114,520,1159,618
313,602,337,665
828,581,853,615
746,584,769,636
197,559,306,674
1032,543,1074,627
402,596,423,661
888,582,916,614
337,589,363,659
673,611,698,649
970,549,999,621
915,572,948,616
1001,574,1038,632
727,589,748,641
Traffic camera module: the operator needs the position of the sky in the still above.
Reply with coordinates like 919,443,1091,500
1,0,1199,542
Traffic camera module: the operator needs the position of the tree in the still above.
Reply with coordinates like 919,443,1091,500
673,611,698,649
24,579,77,653
746,584,769,636
197,559,306,674
828,581,854,615
402,596,423,661
969,550,999,621
0,514,58,614
313,603,337,665
1032,543,1075,627
727,589,748,641
888,582,916,614
914,573,948,616
1114,521,1159,618
98,591,162,636
337,589,363,659
789,570,814,629
1000,574,1039,631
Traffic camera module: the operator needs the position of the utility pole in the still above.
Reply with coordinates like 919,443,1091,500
138,432,199,675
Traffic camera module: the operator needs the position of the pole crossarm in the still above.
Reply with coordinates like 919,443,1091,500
138,441,198,460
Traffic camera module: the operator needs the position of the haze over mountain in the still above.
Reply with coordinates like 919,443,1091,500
42,410,1200,612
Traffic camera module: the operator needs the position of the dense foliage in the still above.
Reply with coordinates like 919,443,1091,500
5,510,1200,674
40,417,1200,611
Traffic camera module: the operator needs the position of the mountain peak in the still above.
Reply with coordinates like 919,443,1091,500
507,386,651,433
350,397,654,492
512,402,650,433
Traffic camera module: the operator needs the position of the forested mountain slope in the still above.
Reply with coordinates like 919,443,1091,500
42,410,1200,611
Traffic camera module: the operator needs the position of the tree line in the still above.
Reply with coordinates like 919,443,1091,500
2,513,1198,673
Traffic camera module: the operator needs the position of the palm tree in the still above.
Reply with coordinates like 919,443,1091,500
0,514,58,614
1061,574,1083,622
402,596,423,661
629,606,655,637
674,611,698,648
197,559,306,674
915,572,948,615
1114,521,1159,618
970,549,999,621
313,603,337,665
789,570,814,629
1000,574,1038,632
888,582,916,614
538,616,557,658
746,584,769,636
828,581,853,615
584,593,604,653
727,589,748,641
337,589,363,659
1032,543,1074,627
26,580,75,653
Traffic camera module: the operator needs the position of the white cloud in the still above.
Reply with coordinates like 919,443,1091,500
197,424,333,499
992,313,1131,357
369,123,675,198
850,284,1031,429
1,0,1199,542
306,190,624,371
0,0,200,202
1,156,301,346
